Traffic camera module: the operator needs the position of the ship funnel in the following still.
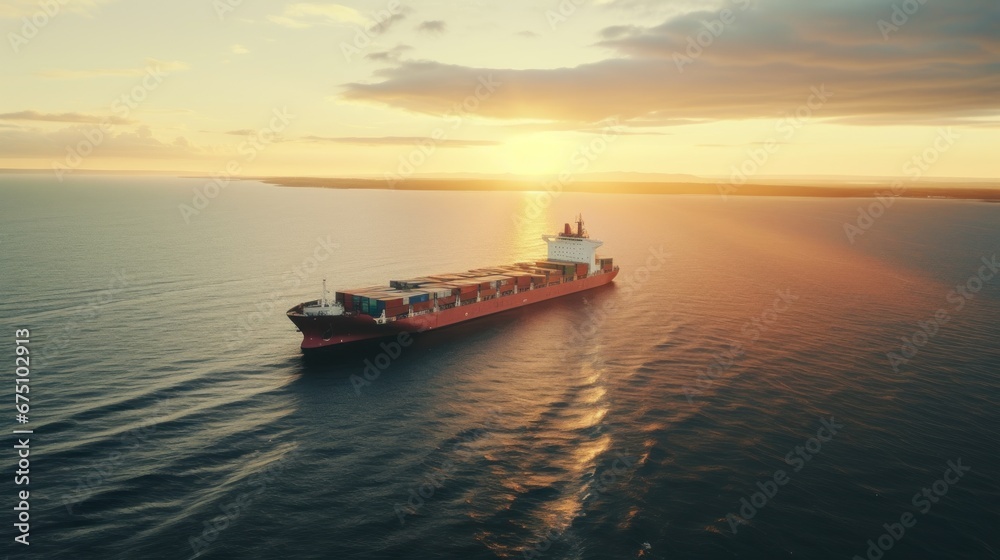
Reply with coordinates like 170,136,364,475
564,223,572,235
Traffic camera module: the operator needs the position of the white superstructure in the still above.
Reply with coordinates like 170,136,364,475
541,215,603,274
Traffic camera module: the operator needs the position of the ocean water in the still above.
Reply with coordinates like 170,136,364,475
1,174,998,560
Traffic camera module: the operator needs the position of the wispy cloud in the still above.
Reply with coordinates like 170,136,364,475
300,135,499,147
0,125,203,159
366,44,413,62
35,58,188,79
231,44,249,55
0,110,134,125
268,2,407,32
417,20,447,35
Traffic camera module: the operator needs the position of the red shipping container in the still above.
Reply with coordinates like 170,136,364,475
412,301,433,312
386,305,409,317
438,295,456,305
481,288,496,297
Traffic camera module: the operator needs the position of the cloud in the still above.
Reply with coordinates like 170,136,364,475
366,44,413,62
231,44,249,54
374,9,408,34
417,20,447,35
268,2,407,33
0,110,134,125
596,0,712,19
515,30,539,39
0,124,202,160
36,58,188,79
340,0,1000,127
300,135,499,147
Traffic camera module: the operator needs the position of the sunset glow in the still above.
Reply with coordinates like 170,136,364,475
2,0,998,180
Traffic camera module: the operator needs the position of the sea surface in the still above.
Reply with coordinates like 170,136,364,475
1,174,998,560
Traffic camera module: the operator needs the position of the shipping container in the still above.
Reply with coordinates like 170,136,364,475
437,284,467,296
437,295,456,306
408,293,430,304
386,305,409,317
412,300,434,312
390,278,437,289
480,288,497,297
537,261,576,275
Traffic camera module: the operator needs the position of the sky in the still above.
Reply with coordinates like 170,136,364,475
1,0,998,180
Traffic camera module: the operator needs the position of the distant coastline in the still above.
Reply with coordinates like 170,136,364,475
2,169,997,201
261,176,1000,201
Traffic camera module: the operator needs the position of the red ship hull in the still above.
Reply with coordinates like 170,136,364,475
287,268,618,351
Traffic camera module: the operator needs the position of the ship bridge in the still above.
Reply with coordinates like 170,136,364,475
541,215,603,274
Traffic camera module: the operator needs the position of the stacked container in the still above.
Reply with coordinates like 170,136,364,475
332,252,614,321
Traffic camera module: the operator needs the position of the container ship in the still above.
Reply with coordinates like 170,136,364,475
287,216,618,351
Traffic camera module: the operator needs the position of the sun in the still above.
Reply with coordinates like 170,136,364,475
497,133,577,177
